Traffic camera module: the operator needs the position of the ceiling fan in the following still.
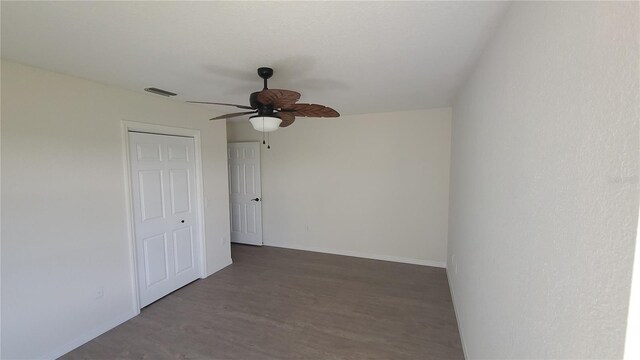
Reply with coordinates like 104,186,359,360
188,67,340,132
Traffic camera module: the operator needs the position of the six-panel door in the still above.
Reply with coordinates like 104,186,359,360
129,132,201,307
228,142,263,245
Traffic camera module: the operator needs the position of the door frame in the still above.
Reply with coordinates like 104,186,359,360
121,120,208,313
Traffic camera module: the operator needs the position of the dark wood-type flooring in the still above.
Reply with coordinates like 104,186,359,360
62,245,463,359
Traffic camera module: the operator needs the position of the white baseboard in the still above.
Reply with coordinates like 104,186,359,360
205,257,233,277
447,269,468,359
264,242,446,268
40,310,137,360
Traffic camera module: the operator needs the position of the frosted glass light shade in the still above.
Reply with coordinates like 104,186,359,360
249,116,282,132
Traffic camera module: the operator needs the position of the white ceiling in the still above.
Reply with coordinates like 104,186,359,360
1,1,509,118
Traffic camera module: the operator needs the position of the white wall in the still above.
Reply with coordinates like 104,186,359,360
227,108,451,267
1,60,232,359
448,2,639,359
626,210,640,359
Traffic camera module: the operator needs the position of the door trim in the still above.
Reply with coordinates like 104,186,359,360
121,120,208,312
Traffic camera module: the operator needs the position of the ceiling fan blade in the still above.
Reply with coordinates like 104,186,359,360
257,89,301,108
187,101,255,110
210,110,257,120
280,103,340,118
277,111,296,127
280,118,296,127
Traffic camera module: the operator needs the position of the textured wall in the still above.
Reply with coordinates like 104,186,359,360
448,2,639,358
227,108,452,266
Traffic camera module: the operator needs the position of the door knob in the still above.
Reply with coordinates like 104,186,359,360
181,220,185,223
251,198,260,202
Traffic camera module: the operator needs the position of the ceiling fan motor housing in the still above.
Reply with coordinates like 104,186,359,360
258,103,275,116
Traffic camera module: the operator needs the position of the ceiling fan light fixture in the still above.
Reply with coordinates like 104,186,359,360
249,115,282,132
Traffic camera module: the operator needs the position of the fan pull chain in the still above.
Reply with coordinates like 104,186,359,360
262,118,266,145
267,132,271,149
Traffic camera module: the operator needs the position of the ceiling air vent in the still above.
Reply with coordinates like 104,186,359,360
144,87,177,97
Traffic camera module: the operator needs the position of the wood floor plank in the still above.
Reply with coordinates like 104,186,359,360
61,245,463,359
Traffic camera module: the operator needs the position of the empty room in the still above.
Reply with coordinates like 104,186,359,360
1,1,639,359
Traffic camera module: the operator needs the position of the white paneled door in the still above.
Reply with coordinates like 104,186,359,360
129,132,201,307
228,142,263,246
